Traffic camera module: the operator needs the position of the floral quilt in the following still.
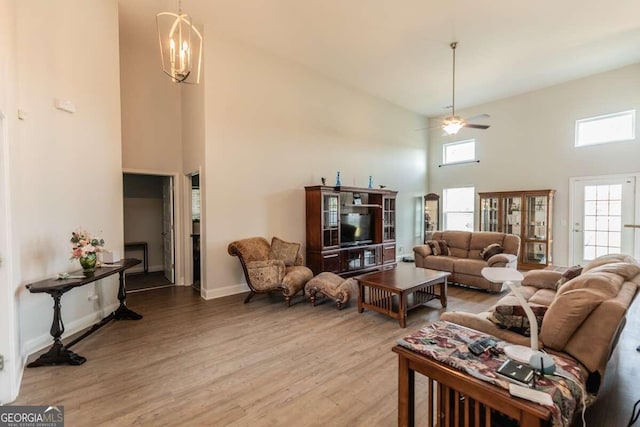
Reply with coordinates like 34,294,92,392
397,321,595,427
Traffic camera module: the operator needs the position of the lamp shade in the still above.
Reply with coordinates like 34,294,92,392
156,5,203,84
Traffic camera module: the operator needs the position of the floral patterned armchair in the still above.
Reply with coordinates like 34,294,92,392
228,236,314,306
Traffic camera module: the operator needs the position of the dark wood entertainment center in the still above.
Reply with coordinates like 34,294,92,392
305,185,397,276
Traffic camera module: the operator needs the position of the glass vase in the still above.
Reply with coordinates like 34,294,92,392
79,252,97,275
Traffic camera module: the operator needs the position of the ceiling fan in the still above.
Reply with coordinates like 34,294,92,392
439,42,491,135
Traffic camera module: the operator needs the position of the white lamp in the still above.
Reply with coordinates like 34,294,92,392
481,267,555,374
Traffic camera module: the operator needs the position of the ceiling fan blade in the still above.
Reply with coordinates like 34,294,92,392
465,113,490,122
464,123,491,129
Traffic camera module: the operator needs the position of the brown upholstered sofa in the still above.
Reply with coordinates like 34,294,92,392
413,231,521,292
441,253,640,395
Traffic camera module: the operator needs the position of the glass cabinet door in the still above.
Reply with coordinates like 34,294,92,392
322,193,339,248
383,196,396,241
424,193,440,242
527,196,547,240
502,196,521,235
480,197,498,231
524,242,547,265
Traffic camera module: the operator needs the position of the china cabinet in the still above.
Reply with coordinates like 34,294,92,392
478,189,555,269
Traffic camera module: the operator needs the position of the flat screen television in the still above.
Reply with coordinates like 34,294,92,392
340,213,373,246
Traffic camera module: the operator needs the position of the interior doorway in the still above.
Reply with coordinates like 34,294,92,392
571,175,637,265
123,173,175,291
189,173,201,291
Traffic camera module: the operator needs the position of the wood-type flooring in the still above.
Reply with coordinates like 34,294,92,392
13,265,640,426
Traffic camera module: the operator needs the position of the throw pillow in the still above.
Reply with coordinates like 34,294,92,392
554,265,583,289
426,240,451,256
488,304,548,337
479,243,504,261
269,237,300,267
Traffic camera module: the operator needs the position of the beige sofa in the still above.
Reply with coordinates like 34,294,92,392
441,253,640,394
413,231,520,292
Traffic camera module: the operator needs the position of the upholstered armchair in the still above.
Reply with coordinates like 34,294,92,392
228,236,314,306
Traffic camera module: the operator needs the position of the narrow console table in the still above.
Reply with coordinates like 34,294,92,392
26,258,142,367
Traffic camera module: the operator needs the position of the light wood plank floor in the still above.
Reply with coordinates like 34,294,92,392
13,269,640,426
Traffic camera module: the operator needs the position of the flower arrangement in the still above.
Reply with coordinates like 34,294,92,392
70,229,104,260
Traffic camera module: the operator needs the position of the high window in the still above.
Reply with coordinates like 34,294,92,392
443,139,475,165
575,110,636,147
443,187,475,231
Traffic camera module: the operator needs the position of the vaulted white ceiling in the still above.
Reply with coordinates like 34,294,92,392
121,0,640,116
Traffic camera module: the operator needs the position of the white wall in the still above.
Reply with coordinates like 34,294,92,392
181,65,206,294
119,3,182,173
428,63,640,266
202,35,428,298
12,0,123,385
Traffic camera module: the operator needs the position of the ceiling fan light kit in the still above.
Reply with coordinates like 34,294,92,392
440,42,491,135
442,117,464,135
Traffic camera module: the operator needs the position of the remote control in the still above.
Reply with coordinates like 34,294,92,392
468,337,497,356
508,384,554,406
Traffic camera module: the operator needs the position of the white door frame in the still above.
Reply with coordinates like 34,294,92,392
0,110,18,403
183,169,203,293
161,176,175,283
569,173,640,264
123,168,183,286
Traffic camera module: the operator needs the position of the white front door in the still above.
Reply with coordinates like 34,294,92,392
571,176,636,265
162,176,175,282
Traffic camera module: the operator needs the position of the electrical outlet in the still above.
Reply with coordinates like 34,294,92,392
398,246,404,254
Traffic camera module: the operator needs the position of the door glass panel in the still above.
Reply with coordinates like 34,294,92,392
582,184,623,260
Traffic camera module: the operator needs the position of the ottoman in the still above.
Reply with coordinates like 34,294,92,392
305,272,356,310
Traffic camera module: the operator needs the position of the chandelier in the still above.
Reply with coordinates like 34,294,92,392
156,0,203,84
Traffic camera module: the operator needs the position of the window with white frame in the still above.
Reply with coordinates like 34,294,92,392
443,139,475,165
443,187,475,231
575,110,636,147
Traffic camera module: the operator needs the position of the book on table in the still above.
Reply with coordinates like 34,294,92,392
496,359,534,385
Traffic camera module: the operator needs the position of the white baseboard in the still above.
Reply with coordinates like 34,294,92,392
202,283,248,300
22,302,119,359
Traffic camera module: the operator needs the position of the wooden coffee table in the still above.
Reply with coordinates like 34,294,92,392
356,268,450,327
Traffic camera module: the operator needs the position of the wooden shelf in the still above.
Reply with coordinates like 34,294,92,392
343,203,382,208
